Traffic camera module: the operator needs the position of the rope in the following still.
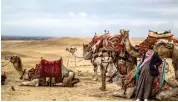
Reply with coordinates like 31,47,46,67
160,59,166,88
73,52,84,58
68,59,83,62
1,61,10,67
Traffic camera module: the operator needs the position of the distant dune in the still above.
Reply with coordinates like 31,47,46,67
1,51,30,58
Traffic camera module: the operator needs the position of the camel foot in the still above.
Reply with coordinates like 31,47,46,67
107,79,113,83
72,78,80,85
113,90,125,97
100,87,106,91
92,77,98,81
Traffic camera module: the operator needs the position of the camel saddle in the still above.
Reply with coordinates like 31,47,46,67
148,30,173,38
123,60,169,91
91,33,125,52
40,59,62,78
138,30,178,53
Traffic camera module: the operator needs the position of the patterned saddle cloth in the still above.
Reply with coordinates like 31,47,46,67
90,33,125,52
138,36,178,53
117,60,170,91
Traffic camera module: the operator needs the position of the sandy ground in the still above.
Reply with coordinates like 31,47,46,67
1,37,177,101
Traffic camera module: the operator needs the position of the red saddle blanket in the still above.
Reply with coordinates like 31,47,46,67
40,59,62,78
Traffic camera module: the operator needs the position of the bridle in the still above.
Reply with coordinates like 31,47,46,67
1,61,10,67
20,69,26,80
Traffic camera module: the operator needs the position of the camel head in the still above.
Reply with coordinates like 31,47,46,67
66,47,77,54
154,39,174,58
7,55,23,75
83,44,92,60
154,39,178,80
120,29,129,42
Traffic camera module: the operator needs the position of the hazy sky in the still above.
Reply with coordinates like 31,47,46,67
2,0,178,37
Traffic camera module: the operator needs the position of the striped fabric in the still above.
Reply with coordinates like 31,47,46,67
138,36,178,54
124,61,170,90
90,34,125,52
28,67,40,80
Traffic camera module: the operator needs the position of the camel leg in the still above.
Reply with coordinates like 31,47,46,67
113,87,135,98
125,87,135,98
106,63,112,77
100,64,106,91
21,79,39,87
71,72,80,85
113,89,125,98
74,55,76,67
156,87,178,100
51,77,56,86
62,72,74,87
93,65,98,81
67,52,70,66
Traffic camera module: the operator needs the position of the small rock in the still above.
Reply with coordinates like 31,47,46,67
52,99,56,101
11,86,16,91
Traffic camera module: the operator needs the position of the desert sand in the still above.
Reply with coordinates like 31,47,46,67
1,37,177,101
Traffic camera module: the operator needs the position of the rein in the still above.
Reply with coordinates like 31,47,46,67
1,61,10,67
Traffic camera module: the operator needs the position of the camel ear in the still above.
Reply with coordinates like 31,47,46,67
9,56,13,60
127,30,129,32
16,56,20,61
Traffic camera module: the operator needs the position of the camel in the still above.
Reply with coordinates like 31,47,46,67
113,29,178,100
83,30,137,91
66,47,78,66
7,55,79,87
120,29,178,80
154,39,178,80
83,43,119,91
113,58,178,100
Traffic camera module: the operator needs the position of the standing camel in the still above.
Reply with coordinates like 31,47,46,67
66,47,78,67
83,30,137,91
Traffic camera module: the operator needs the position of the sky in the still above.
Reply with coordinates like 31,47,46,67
1,0,178,37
